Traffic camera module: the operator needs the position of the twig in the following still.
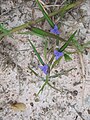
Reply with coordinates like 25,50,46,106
78,52,86,105
69,104,86,120
48,82,63,92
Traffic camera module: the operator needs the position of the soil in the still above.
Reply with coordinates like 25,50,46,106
0,0,90,120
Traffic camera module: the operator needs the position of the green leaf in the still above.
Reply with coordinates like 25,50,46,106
56,38,59,47
51,56,62,70
36,0,54,28
49,68,76,78
20,27,66,43
28,39,44,65
48,82,62,92
59,30,77,52
64,53,72,62
18,30,45,38
82,41,90,48
64,50,77,54
48,55,54,66
18,31,34,35
36,75,49,96
0,24,8,34
0,24,10,39
30,27,66,42
72,37,84,52
0,24,14,40
28,66,38,76
28,66,45,81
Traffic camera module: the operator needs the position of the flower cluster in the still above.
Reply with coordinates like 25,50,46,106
50,25,63,59
39,50,63,74
39,25,63,74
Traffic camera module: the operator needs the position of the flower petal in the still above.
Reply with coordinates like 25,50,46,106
54,50,59,55
54,50,63,60
56,30,60,35
39,65,44,70
54,25,58,30
50,25,60,35
39,65,48,74
50,29,55,34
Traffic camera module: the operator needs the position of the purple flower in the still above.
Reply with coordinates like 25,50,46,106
50,25,60,35
54,50,63,60
39,64,48,74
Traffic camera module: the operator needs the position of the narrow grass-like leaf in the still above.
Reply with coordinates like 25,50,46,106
28,39,44,65
31,27,48,36
82,41,90,48
0,24,9,34
49,68,76,78
59,31,77,52
47,47,54,54
31,27,66,42
28,66,38,76
36,75,49,96
48,82,62,92
48,55,54,66
28,66,45,81
19,31,45,38
19,27,66,43
18,31,34,35
58,1,83,17
0,24,10,39
72,37,84,52
64,53,72,61
36,0,54,28
0,24,14,40
56,39,59,46
20,27,64,42
64,50,77,54
51,56,62,70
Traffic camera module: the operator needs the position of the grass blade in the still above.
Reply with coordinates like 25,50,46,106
82,41,90,48
30,27,66,42
28,39,44,65
36,0,54,28
50,68,76,78
28,66,38,76
72,37,84,52
28,66,45,81
0,24,9,34
48,55,54,66
64,53,72,61
51,56,62,70
19,27,66,43
59,31,77,52
0,24,10,39
48,82,62,92
36,75,49,96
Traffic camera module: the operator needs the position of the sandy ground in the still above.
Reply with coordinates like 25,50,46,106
0,0,90,120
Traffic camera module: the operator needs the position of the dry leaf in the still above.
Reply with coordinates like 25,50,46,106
10,102,26,111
